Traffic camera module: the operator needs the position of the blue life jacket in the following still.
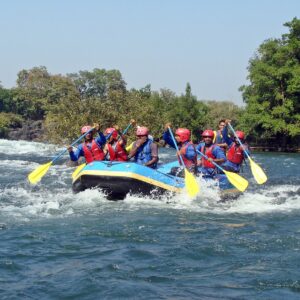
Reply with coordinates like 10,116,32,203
135,139,157,168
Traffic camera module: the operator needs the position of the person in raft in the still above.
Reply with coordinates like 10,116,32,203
125,125,154,153
221,119,250,173
213,119,228,152
127,126,159,168
196,129,226,178
68,123,106,164
162,123,197,176
103,126,128,162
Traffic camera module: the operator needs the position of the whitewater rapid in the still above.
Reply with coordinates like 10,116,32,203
1,139,299,224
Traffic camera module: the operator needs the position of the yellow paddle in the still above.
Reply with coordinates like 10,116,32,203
28,127,95,184
28,161,53,185
72,120,136,180
72,163,86,180
197,150,248,192
228,123,267,184
168,127,199,198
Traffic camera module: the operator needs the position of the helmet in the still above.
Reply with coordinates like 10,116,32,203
136,126,149,136
175,128,190,142
81,125,92,134
202,129,214,138
105,128,118,139
235,131,245,140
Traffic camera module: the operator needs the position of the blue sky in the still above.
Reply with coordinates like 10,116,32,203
1,0,299,105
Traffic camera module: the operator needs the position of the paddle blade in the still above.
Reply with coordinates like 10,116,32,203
72,163,86,179
184,169,199,197
28,162,52,184
224,170,249,192
249,157,267,184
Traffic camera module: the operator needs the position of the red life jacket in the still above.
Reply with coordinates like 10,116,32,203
227,143,245,164
178,141,197,168
200,144,216,168
107,142,128,162
82,140,105,163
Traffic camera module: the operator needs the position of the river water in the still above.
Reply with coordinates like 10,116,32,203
0,139,300,299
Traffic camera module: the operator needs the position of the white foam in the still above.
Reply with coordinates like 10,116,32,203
224,185,300,214
119,183,300,215
0,159,40,170
1,182,299,223
0,186,100,221
0,139,62,156
1,140,299,221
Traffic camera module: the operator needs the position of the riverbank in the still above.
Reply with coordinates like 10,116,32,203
251,146,300,153
6,120,45,142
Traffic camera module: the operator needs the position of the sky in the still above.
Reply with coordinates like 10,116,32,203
1,0,300,106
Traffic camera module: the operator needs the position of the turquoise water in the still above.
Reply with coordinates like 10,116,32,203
1,139,300,299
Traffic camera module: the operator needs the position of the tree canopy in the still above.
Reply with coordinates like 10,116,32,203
239,17,300,146
1,17,300,150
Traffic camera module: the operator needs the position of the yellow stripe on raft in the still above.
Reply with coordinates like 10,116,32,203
72,170,183,193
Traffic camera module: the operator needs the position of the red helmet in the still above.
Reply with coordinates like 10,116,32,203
81,125,92,134
175,128,190,142
235,131,245,140
202,129,214,138
105,128,118,139
136,126,149,136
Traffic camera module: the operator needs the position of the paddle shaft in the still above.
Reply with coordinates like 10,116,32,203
51,127,95,164
167,127,200,197
227,123,250,159
100,123,132,145
197,149,249,192
118,123,132,140
196,150,225,173
73,122,133,178
228,123,267,184
167,127,186,168
106,123,133,145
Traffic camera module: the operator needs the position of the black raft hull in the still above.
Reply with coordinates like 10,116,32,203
72,161,184,200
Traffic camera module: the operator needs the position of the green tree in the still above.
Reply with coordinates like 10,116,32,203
14,66,52,119
204,100,244,130
0,112,23,138
166,83,209,141
67,68,126,99
240,18,300,146
0,87,14,112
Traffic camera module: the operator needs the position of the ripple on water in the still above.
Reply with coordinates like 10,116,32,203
1,140,300,299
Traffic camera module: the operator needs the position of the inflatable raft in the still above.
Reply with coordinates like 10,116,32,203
72,161,184,200
72,160,240,200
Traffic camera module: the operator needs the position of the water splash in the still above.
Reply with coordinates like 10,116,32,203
1,139,300,223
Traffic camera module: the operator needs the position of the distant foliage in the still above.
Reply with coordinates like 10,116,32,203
1,17,300,149
0,112,23,138
67,68,126,99
240,17,300,146
204,100,244,129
